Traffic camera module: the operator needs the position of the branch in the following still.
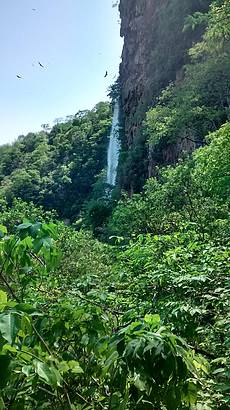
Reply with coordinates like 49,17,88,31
29,251,46,266
190,344,216,360
183,136,204,145
31,323,53,356
76,291,123,316
0,260,20,302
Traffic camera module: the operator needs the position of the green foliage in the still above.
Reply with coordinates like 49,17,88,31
0,102,112,220
107,232,229,408
105,120,230,409
145,54,229,153
0,198,56,232
188,0,230,58
84,199,113,234
0,224,207,409
193,123,230,200
107,78,121,102
0,124,229,408
144,1,230,166
109,123,230,240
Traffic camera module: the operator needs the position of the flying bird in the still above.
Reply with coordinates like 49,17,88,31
104,71,108,78
38,61,45,68
16,75,22,79
32,8,36,11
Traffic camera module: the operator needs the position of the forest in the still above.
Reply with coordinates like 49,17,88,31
0,1,229,409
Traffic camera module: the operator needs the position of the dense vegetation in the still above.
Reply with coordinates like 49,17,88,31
0,102,112,221
0,1,229,409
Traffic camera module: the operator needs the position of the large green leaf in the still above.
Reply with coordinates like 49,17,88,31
0,312,21,344
17,222,33,231
184,381,198,405
68,360,84,374
34,360,62,387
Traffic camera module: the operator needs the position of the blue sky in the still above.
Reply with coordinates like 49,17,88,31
0,0,123,145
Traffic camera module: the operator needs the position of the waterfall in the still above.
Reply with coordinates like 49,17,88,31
107,100,120,186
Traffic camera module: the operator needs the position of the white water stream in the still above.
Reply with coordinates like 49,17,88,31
106,100,120,186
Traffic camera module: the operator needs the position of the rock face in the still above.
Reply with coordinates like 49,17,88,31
119,0,211,191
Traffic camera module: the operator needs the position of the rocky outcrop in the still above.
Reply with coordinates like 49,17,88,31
119,0,211,191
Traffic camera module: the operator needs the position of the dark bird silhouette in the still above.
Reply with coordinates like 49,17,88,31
38,61,45,68
16,75,22,79
32,8,36,11
104,71,108,78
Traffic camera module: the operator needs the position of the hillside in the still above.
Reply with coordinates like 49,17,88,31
0,102,112,220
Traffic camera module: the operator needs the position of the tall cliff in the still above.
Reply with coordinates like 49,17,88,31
119,0,211,192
